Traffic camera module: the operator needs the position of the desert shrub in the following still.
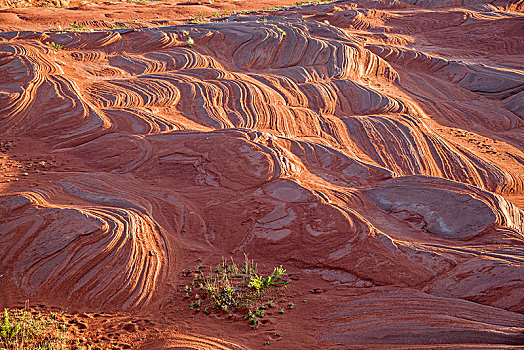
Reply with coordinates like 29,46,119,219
0,308,68,349
182,255,291,327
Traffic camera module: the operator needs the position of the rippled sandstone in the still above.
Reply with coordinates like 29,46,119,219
0,0,523,348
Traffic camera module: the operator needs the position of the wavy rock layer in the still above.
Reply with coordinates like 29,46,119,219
0,0,523,348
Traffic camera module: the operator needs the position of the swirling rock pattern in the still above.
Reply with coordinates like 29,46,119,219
0,0,523,348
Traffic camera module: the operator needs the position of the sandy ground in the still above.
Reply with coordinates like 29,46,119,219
0,0,303,32
1,0,523,348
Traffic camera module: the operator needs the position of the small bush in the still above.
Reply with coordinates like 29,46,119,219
45,41,62,51
182,255,291,327
0,308,68,349
188,12,206,24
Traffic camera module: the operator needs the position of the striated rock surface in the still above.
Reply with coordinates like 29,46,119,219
0,0,523,348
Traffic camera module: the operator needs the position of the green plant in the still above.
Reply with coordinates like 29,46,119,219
45,41,62,51
255,309,265,317
294,0,332,6
263,5,283,11
112,22,129,29
248,276,263,291
184,255,290,327
185,36,195,47
188,12,206,24
0,308,69,348
249,314,259,326
248,265,288,292
48,23,94,33
68,23,91,31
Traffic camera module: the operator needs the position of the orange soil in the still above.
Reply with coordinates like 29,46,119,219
0,0,523,349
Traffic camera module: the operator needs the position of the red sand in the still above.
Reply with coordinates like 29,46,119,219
0,0,523,348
